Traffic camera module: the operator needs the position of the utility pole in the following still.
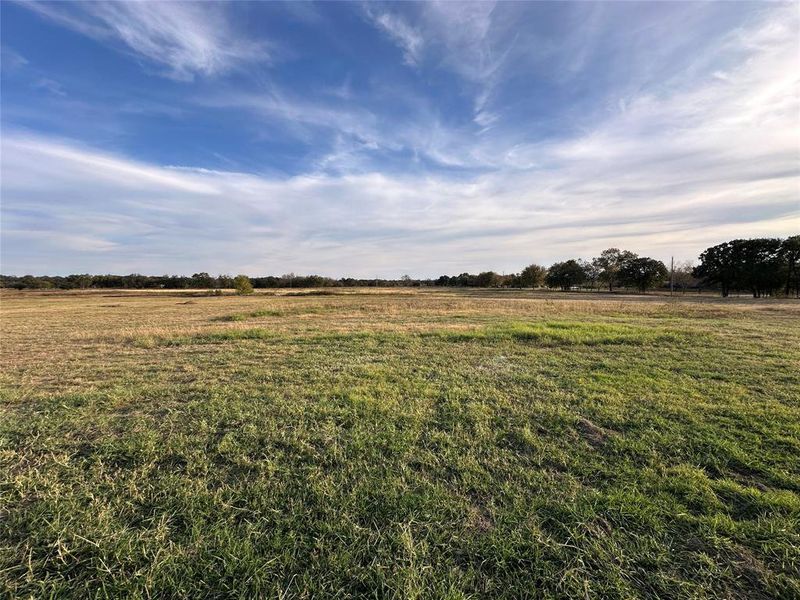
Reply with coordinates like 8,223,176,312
670,256,674,296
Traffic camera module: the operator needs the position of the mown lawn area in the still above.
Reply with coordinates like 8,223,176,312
1,289,798,598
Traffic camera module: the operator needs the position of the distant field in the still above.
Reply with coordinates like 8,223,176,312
1,289,798,598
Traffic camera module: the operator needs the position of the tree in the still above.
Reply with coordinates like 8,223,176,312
593,248,638,292
435,275,452,286
672,260,699,293
619,257,668,293
518,264,547,288
735,238,783,298
191,272,214,288
781,235,800,298
694,241,736,297
475,271,501,287
545,260,587,291
579,259,600,290
65,274,94,289
497,274,515,287
694,238,784,297
233,274,254,295
20,275,54,289
456,272,477,286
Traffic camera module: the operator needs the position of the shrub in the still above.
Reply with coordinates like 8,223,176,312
233,275,254,295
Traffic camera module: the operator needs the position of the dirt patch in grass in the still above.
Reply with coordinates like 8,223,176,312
730,547,774,599
576,417,617,447
467,503,495,534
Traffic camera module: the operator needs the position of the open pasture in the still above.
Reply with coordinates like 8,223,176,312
1,289,799,598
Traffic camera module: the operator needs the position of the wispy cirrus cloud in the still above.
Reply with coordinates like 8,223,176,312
17,0,267,80
364,6,424,66
32,77,66,97
211,0,800,183
2,2,798,276
3,58,796,278
422,1,502,83
1,46,29,70
364,1,506,119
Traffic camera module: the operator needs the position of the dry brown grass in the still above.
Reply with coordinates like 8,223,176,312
1,287,799,598
2,287,796,398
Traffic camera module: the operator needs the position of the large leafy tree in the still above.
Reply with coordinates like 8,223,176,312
546,260,587,291
780,235,800,298
693,241,737,297
694,238,786,297
736,238,783,298
619,257,668,293
475,271,501,287
518,264,547,288
593,248,638,292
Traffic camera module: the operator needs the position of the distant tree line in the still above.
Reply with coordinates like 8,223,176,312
0,272,428,291
2,236,797,297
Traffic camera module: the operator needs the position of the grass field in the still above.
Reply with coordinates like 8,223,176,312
1,288,799,599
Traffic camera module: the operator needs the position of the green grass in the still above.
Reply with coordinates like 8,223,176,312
430,320,693,346
1,290,798,598
213,309,286,321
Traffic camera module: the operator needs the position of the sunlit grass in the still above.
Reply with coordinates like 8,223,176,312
1,288,798,598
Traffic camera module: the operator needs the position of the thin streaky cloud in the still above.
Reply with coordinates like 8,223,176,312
364,6,425,66
1,1,798,276
16,0,267,80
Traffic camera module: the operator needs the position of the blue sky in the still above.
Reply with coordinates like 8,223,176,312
1,1,798,277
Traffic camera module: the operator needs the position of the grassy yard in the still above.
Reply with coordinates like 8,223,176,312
1,288,798,599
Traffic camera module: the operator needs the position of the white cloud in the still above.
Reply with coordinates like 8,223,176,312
33,77,66,97
1,46,29,70
202,89,381,147
19,1,266,80
365,8,425,66
363,2,512,125
422,1,501,84
2,4,798,276
2,112,796,277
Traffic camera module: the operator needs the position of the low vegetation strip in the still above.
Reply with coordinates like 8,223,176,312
213,308,285,321
126,320,695,350
1,289,798,598
428,320,694,346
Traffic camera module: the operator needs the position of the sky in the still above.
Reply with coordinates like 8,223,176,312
1,1,798,278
